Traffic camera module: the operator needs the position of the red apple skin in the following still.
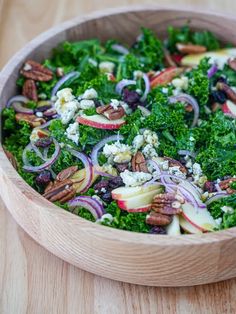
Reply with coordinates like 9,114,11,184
117,199,129,210
150,67,184,88
181,212,207,232
77,116,125,130
222,102,236,118
125,205,151,213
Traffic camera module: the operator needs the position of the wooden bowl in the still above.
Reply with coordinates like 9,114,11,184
1,6,236,287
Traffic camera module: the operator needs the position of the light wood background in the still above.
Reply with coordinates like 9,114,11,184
1,1,236,313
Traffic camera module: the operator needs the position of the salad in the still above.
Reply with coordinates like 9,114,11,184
2,25,236,235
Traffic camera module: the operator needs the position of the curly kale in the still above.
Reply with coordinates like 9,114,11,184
104,201,151,233
132,27,164,71
186,58,211,107
196,111,236,180
209,194,236,229
167,25,220,53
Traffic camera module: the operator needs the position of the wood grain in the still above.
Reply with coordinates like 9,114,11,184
1,1,236,313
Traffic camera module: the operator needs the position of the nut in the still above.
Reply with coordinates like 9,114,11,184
43,179,76,203
164,157,187,174
4,149,17,169
146,212,173,226
131,152,148,173
15,113,46,128
228,58,236,71
216,82,236,104
22,79,38,101
21,60,53,81
96,104,125,120
152,193,183,215
56,166,78,182
176,43,207,54
219,178,236,194
56,67,64,77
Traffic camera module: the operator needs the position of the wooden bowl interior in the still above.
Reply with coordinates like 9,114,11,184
1,7,236,287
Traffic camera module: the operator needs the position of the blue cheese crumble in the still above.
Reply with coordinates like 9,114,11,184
120,170,152,187
65,122,79,145
55,88,79,124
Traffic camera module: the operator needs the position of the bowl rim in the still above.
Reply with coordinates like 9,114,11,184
1,4,236,246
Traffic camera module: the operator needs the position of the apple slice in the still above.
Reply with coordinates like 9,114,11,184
72,167,98,192
77,114,125,130
111,184,162,200
181,48,236,67
150,67,184,88
179,216,203,234
126,204,151,213
166,215,181,235
117,188,162,210
222,100,236,118
181,202,217,232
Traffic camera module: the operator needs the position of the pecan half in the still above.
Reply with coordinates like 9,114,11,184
43,179,76,203
22,79,38,101
228,58,236,71
152,193,183,215
176,43,207,54
216,82,236,104
146,212,173,226
15,113,46,127
96,104,125,120
164,157,187,174
219,178,236,194
56,166,78,182
4,150,17,169
131,152,148,173
21,60,53,81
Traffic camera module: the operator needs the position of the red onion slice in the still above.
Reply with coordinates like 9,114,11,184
111,44,129,55
12,102,34,115
23,138,60,172
36,120,53,130
68,197,105,219
207,64,218,78
91,134,124,166
137,105,151,117
31,143,47,161
169,93,199,127
51,71,80,97
66,147,93,193
140,73,150,102
115,79,136,95
6,95,29,108
205,192,228,206
215,183,222,193
94,169,116,178
73,196,105,216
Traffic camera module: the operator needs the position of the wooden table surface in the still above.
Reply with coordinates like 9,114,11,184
1,1,236,313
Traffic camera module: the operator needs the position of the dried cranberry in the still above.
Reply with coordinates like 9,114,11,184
101,191,112,202
35,105,52,112
204,181,216,193
36,171,51,186
215,76,228,85
94,99,102,107
35,137,53,148
149,226,167,235
211,91,227,104
115,162,129,173
123,88,140,105
94,180,109,193
108,176,124,189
